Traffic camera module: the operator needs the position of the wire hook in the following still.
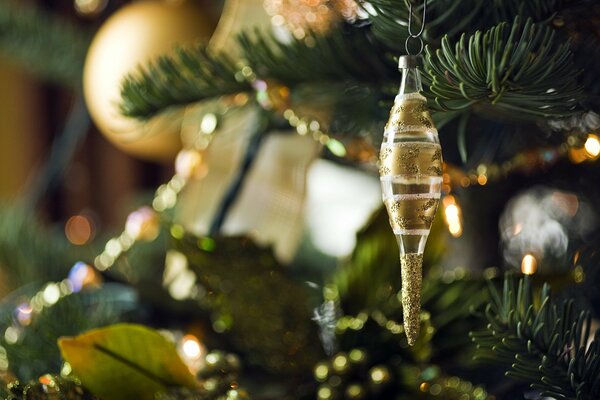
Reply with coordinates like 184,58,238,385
405,0,427,56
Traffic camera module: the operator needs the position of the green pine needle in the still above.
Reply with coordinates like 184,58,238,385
423,17,583,118
120,25,394,120
237,25,394,85
470,276,600,400
119,45,252,119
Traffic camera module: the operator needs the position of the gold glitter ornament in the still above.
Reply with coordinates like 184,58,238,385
379,55,443,346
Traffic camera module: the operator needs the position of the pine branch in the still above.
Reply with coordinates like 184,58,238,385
423,17,583,119
237,24,394,85
470,276,600,400
0,2,89,86
364,0,569,50
120,25,394,120
119,45,252,119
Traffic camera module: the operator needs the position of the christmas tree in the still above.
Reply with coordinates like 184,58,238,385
0,0,599,399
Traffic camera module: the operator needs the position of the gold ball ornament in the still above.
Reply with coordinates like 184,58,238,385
83,0,217,162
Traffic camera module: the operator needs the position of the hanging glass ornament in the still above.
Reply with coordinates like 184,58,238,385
380,54,442,346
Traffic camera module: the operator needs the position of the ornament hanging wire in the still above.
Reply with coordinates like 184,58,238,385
405,0,427,56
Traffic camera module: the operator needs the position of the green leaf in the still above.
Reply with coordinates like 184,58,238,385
58,323,196,400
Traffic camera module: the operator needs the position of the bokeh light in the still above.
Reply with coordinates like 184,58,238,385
521,254,537,275
442,195,463,237
584,134,600,158
64,214,95,245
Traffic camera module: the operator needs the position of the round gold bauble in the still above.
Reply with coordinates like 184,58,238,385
83,0,216,162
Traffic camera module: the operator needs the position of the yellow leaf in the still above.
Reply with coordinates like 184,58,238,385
59,323,196,400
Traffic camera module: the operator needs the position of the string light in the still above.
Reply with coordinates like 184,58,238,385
442,131,600,189
68,262,102,292
74,0,107,16
178,333,206,373
442,195,463,237
282,108,346,157
15,304,33,326
64,214,95,245
16,131,215,327
163,251,198,301
175,149,206,180
584,134,600,158
521,254,538,275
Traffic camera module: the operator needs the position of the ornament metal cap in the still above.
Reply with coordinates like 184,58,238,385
398,55,420,69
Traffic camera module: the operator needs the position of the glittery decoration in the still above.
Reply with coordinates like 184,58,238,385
419,199,437,212
395,216,409,229
418,215,434,225
379,165,391,175
384,97,434,132
427,166,443,175
379,142,442,177
380,71,442,347
400,253,423,346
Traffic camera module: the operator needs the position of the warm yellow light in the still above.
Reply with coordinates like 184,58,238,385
181,335,203,360
584,134,600,158
521,254,538,275
445,204,459,218
74,0,107,16
569,147,588,164
443,196,463,237
125,207,160,241
448,222,462,236
65,215,94,245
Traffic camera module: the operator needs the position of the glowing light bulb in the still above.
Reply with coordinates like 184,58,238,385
15,303,33,326
43,284,61,305
178,333,205,373
125,207,160,241
442,196,463,237
182,335,202,359
584,134,600,158
68,262,102,292
64,214,94,245
175,149,206,180
521,254,537,275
